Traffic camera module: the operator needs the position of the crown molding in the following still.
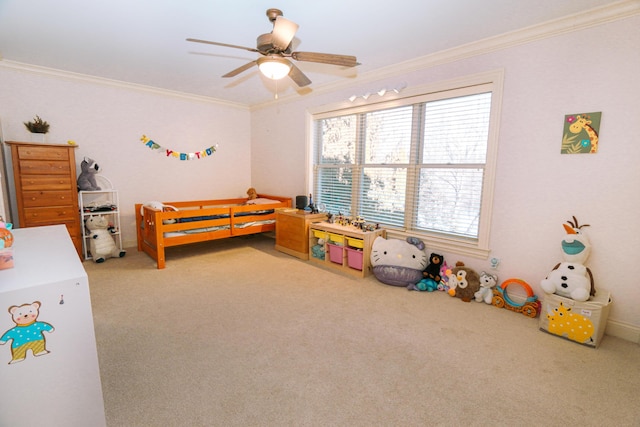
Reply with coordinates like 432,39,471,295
0,59,250,111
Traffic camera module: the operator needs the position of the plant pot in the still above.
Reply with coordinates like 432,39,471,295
30,133,47,143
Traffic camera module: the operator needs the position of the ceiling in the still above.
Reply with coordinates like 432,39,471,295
0,0,624,107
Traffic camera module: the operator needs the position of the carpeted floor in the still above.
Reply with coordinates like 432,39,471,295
85,234,640,427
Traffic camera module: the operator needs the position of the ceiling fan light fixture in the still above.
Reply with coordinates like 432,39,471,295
257,56,292,80
272,16,299,50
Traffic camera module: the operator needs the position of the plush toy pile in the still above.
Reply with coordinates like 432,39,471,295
85,215,126,263
540,216,594,302
77,157,101,191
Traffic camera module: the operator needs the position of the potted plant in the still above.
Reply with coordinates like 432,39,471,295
23,115,50,142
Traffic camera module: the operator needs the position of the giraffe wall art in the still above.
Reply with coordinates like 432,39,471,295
561,112,602,154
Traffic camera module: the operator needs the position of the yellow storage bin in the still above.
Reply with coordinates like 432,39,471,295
312,230,327,239
347,237,364,248
328,233,344,244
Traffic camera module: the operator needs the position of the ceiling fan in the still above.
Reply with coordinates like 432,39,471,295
186,8,358,87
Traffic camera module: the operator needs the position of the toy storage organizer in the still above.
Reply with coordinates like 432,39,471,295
538,289,612,348
309,222,384,278
79,187,123,261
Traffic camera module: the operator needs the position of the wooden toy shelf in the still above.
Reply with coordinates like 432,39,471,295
308,222,384,278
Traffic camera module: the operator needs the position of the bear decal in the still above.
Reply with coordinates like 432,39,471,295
0,301,55,364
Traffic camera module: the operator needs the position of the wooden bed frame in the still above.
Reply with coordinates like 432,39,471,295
135,194,291,269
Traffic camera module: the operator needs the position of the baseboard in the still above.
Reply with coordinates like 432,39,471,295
605,319,640,344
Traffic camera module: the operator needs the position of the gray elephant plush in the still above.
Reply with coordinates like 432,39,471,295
77,157,101,191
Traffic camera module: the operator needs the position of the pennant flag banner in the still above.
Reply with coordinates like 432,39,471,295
140,135,218,160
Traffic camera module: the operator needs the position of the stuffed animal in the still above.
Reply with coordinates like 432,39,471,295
246,187,258,200
423,253,444,282
437,260,451,291
370,236,428,287
0,301,54,364
542,262,592,302
85,215,126,263
311,238,326,260
77,157,101,191
410,253,444,291
540,216,594,301
474,271,498,304
447,261,481,302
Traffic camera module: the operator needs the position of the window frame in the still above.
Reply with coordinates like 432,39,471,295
307,70,504,259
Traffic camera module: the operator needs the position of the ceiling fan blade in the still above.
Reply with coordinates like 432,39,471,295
288,61,311,87
186,38,260,54
222,60,258,78
291,51,358,67
271,16,298,50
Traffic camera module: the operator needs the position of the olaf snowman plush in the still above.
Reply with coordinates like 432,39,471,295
540,216,594,301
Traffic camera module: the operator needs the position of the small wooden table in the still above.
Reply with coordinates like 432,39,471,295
275,210,327,259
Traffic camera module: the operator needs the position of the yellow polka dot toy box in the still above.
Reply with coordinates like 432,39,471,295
538,289,612,348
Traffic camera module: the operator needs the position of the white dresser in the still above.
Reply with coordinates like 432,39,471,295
0,225,106,426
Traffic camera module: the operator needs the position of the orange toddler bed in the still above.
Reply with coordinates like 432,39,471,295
135,194,291,269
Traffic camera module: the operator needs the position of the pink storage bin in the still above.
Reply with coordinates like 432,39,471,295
328,243,344,264
345,247,363,270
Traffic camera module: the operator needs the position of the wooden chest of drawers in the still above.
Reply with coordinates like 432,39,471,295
6,141,82,257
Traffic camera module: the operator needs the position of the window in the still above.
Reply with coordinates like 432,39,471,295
311,71,502,257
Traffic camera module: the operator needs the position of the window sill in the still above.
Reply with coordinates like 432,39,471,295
384,229,490,260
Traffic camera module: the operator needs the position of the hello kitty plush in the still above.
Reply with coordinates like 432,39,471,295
370,236,428,287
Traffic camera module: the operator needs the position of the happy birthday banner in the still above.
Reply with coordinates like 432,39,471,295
140,135,218,160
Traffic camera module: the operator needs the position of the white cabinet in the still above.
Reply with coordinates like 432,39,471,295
79,189,123,261
0,225,106,426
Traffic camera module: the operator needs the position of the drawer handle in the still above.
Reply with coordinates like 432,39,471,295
31,197,37,201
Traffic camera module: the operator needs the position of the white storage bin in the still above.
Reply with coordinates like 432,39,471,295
539,289,611,348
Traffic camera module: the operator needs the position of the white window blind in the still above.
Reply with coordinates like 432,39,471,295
414,92,491,239
312,75,499,251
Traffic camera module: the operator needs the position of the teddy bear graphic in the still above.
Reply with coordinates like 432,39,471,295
0,301,55,364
